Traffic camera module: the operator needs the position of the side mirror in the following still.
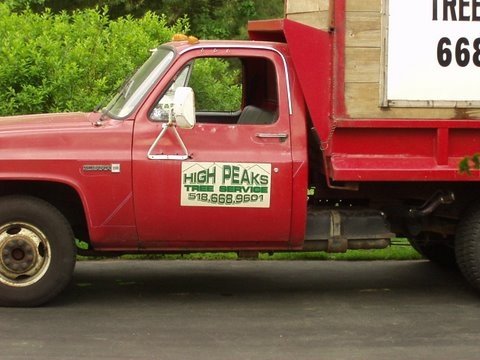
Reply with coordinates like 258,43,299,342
173,87,196,129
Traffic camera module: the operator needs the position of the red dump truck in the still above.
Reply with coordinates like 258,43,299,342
1,12,479,306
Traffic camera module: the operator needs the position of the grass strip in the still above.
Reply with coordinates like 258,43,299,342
77,239,423,261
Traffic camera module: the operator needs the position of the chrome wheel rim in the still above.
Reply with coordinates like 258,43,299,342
0,222,51,287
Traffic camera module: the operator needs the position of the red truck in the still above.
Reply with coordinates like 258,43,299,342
0,16,479,306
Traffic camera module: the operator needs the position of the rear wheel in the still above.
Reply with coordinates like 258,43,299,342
408,233,456,267
0,196,76,306
455,204,480,292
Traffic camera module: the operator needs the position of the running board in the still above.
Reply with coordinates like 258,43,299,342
305,209,394,253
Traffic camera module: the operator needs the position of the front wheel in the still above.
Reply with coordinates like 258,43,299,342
0,196,76,306
456,204,480,292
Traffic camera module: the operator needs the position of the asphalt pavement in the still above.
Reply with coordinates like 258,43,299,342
1,260,479,360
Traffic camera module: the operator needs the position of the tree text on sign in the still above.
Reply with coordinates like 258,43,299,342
433,0,480,67
432,0,480,21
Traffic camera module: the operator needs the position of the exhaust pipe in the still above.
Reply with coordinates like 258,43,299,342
408,191,455,218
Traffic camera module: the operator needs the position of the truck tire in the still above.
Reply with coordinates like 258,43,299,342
0,195,76,307
408,234,456,268
455,204,480,292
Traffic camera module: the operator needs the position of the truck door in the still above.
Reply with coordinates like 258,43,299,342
132,47,293,248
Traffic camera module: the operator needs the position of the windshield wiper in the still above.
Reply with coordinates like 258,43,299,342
93,69,138,120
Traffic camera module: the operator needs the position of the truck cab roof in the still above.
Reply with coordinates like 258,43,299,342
163,39,289,54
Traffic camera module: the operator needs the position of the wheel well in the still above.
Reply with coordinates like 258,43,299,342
0,181,90,244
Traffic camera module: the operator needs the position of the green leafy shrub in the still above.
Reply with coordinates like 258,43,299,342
0,4,189,115
4,0,284,40
459,153,480,174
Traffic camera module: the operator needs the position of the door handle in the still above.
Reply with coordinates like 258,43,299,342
256,133,289,142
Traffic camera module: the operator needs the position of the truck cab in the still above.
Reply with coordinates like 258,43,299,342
0,39,313,306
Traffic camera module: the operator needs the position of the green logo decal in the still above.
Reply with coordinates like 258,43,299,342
181,162,272,208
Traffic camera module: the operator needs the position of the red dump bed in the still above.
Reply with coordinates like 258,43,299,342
248,17,480,183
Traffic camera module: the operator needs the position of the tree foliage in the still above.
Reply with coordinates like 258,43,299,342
0,0,283,115
4,0,284,39
459,154,480,174
0,4,188,115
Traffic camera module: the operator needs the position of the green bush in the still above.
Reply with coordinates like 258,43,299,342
0,4,189,115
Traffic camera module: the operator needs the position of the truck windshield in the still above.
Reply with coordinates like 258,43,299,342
103,47,175,119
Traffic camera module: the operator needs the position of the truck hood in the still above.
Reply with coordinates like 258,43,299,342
0,112,99,133
0,111,132,162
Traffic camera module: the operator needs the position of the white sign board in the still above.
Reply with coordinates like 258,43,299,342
386,0,480,105
181,162,272,208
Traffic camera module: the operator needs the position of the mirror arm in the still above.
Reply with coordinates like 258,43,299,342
147,123,190,161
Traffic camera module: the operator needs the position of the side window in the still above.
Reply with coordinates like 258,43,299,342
189,58,242,113
151,55,278,125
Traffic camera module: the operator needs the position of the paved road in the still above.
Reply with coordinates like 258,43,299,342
1,260,479,360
